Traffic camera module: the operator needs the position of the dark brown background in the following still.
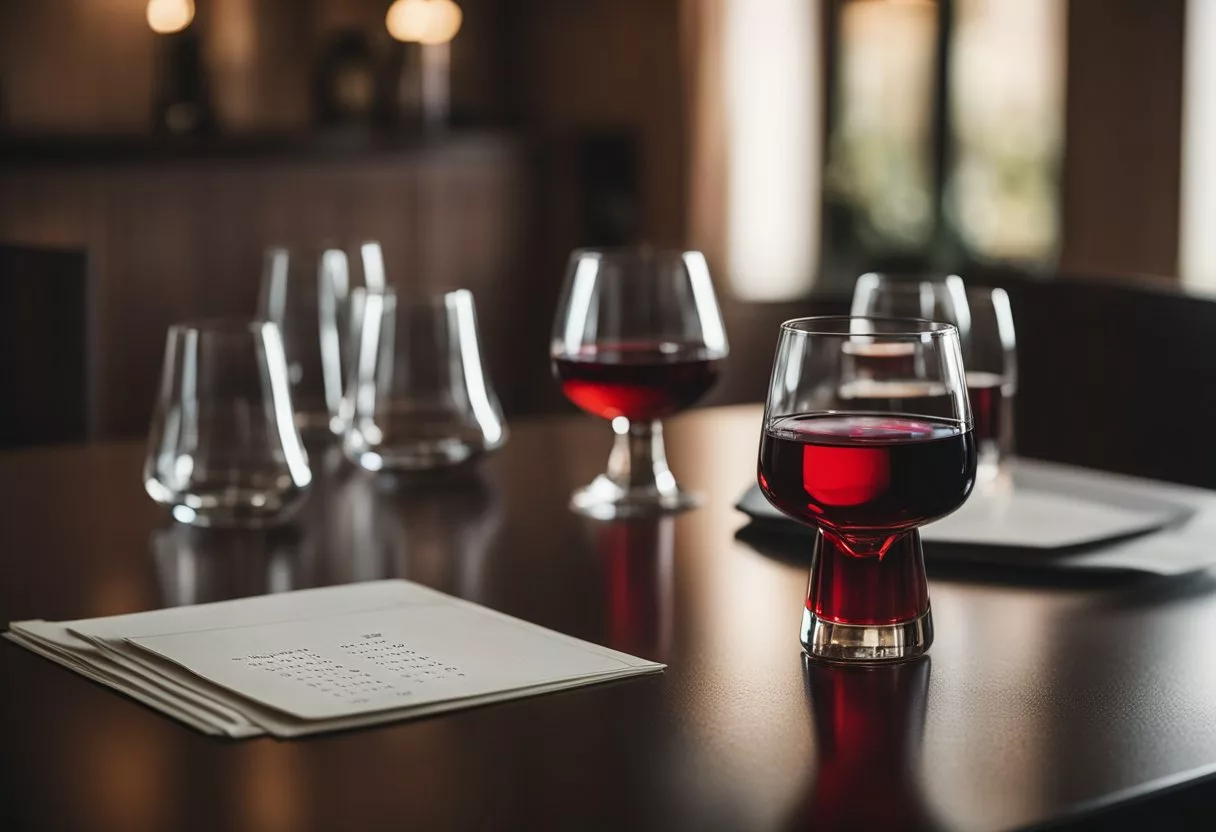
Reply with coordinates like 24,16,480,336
0,0,1202,444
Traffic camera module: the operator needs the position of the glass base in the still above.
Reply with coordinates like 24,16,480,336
162,491,307,529
570,474,700,520
570,418,699,519
801,606,933,664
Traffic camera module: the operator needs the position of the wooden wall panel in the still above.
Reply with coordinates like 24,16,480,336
1061,0,1187,279
0,143,528,438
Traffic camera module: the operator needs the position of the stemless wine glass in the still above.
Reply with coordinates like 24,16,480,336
343,288,507,472
551,247,729,518
758,317,976,662
960,286,1017,482
853,273,1017,481
851,272,970,327
144,321,312,527
257,241,384,445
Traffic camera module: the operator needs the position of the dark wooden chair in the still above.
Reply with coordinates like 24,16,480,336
0,244,93,449
989,271,1216,490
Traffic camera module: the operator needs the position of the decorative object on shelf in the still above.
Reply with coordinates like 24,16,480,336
385,0,464,130
148,0,214,136
313,30,380,128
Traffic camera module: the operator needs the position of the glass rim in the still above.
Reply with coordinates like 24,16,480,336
349,287,473,307
963,284,1010,299
779,315,960,338
569,245,705,260
264,239,380,253
860,271,961,282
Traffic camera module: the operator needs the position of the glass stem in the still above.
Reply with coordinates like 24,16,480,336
606,419,678,496
807,529,929,625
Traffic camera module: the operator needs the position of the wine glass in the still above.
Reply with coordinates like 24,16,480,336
851,272,970,326
144,321,312,528
757,317,976,662
343,288,507,472
959,286,1017,483
853,273,1016,481
551,247,729,518
257,241,385,445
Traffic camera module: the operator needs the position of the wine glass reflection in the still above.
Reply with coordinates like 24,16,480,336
151,525,316,607
593,517,674,661
786,656,943,832
324,470,503,599
153,466,503,605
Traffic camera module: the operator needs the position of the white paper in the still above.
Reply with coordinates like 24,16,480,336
7,580,663,738
129,604,654,721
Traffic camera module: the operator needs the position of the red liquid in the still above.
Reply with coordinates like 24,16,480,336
598,520,672,660
786,660,938,832
759,414,976,535
966,371,1004,445
554,344,721,421
758,414,976,625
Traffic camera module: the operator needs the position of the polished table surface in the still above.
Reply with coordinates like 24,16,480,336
4,405,1216,831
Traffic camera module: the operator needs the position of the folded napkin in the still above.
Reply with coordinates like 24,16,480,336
738,458,1216,576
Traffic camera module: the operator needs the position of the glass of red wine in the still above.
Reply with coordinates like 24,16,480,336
758,317,976,662
959,286,1017,483
852,274,1017,482
552,247,729,518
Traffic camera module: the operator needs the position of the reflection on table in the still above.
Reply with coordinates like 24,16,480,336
591,517,675,662
152,453,503,607
786,656,942,832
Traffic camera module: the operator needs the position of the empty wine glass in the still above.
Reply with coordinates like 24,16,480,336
144,321,312,527
758,317,976,662
343,288,507,472
257,241,385,444
551,247,729,518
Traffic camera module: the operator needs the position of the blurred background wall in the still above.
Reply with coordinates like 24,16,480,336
0,0,1210,439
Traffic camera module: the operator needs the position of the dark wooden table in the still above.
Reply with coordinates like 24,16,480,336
4,405,1216,831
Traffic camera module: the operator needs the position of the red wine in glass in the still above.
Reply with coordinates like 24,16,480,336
758,414,976,625
965,370,1004,446
554,342,722,422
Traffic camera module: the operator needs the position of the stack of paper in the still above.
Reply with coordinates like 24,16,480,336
4,580,663,738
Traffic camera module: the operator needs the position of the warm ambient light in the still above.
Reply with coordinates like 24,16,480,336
1182,0,1216,288
723,0,820,300
386,0,463,45
146,0,195,35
